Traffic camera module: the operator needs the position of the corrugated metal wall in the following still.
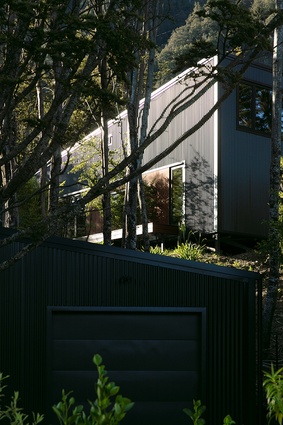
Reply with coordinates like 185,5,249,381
0,232,260,425
219,63,272,237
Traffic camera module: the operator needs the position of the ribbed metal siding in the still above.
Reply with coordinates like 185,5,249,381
0,233,259,425
219,63,272,237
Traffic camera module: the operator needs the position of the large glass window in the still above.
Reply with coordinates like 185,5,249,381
238,82,272,135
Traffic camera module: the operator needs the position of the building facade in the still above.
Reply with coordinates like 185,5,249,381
65,56,274,242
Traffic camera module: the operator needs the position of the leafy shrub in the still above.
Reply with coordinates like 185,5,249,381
149,245,169,255
183,399,235,425
263,364,283,425
53,354,134,425
0,372,44,425
173,241,205,261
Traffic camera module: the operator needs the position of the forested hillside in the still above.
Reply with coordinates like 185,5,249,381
156,0,198,45
156,0,274,85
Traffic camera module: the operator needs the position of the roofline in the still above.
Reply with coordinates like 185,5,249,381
65,56,218,156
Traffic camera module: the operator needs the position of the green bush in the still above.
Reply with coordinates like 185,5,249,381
183,399,235,425
173,241,205,261
52,354,134,425
263,364,283,424
0,372,44,425
0,360,238,425
149,245,169,255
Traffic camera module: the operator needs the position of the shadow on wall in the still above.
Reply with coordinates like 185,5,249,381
184,151,215,234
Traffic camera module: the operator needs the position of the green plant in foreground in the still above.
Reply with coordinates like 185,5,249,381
173,241,205,261
149,245,168,255
263,364,283,424
53,354,134,425
183,399,235,425
184,399,206,425
0,372,44,425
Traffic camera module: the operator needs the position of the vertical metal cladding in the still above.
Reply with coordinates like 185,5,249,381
0,231,260,425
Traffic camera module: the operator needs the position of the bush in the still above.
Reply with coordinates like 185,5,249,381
0,372,44,425
263,364,283,425
53,354,134,425
173,241,205,261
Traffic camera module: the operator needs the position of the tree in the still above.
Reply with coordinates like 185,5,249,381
0,0,150,240
156,0,215,84
0,0,281,273
262,0,283,352
124,0,160,250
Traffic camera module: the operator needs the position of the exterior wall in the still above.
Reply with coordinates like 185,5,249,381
70,59,218,235
219,63,272,237
67,58,274,239
141,61,217,233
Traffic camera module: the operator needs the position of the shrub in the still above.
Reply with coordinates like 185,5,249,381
0,372,44,425
173,241,205,261
52,354,134,425
149,245,169,255
263,364,283,425
183,399,235,425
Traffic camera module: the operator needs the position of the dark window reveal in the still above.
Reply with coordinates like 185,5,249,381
238,82,272,135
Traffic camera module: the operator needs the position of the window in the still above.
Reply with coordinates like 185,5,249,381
108,134,113,146
170,166,184,225
238,82,272,135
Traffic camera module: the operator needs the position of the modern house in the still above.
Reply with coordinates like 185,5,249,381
65,55,274,244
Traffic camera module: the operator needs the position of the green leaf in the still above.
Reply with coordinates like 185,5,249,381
93,354,102,366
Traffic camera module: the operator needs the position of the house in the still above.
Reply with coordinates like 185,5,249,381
64,56,274,244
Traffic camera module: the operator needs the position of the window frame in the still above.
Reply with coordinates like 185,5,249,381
236,80,272,138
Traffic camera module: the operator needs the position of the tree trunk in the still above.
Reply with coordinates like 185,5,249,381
124,1,159,250
101,121,112,245
49,147,62,215
36,80,47,219
262,0,283,353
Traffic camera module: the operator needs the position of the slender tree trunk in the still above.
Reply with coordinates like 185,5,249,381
36,80,48,219
49,147,62,215
101,120,112,245
99,52,112,245
1,110,18,227
124,1,160,250
138,174,150,251
262,0,283,352
138,38,157,251
125,66,140,249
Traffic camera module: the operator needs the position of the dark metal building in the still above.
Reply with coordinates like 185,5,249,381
0,231,261,425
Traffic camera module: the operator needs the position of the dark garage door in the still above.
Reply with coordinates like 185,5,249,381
47,307,206,425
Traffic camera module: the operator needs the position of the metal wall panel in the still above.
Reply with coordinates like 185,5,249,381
219,63,272,237
0,232,260,425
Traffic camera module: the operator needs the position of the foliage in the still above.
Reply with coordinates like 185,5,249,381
256,158,283,262
0,0,150,233
17,177,42,229
156,1,217,83
52,354,134,425
173,231,206,261
184,399,206,425
173,241,205,261
183,399,235,425
1,0,281,268
0,372,44,425
149,245,170,256
263,364,283,425
157,0,273,85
